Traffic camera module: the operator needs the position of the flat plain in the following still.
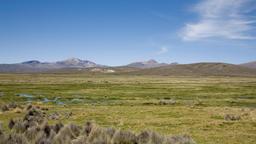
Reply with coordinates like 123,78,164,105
0,73,255,144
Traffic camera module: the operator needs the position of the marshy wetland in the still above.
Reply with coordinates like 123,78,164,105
0,73,256,144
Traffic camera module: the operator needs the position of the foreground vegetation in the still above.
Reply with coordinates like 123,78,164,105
0,74,256,144
0,105,195,144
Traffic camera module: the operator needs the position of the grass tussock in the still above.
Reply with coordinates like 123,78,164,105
224,114,241,121
0,105,196,144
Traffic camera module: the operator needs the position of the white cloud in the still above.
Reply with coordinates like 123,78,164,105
156,46,168,55
181,0,256,41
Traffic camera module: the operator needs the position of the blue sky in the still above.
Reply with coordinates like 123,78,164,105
0,0,256,66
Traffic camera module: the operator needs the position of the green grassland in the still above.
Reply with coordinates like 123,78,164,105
0,73,256,143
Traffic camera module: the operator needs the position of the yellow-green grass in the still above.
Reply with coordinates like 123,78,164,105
0,74,256,144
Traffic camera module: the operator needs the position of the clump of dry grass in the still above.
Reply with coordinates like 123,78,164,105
1,103,20,112
2,133,28,144
0,123,6,144
137,130,151,144
224,114,241,121
0,105,196,144
159,99,176,105
112,130,137,144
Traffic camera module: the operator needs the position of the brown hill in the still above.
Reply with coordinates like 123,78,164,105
126,63,256,76
240,61,256,69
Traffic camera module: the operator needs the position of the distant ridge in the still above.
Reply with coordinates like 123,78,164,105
240,61,256,69
126,59,168,68
1,59,256,76
126,62,256,76
22,60,42,65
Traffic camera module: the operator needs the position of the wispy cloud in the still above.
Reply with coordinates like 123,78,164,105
156,46,168,55
181,0,256,41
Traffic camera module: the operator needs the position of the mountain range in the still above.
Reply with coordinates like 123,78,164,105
0,58,98,73
0,58,256,76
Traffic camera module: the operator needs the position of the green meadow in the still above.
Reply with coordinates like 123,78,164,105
0,73,256,144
